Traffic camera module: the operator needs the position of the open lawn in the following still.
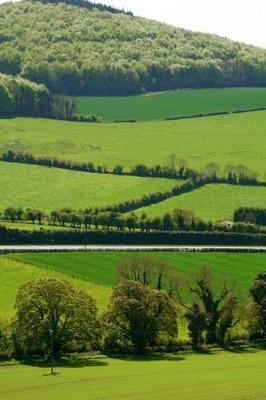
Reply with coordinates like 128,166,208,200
1,112,266,175
76,87,266,122
133,183,266,222
0,350,266,400
11,252,266,296
0,256,111,318
0,162,178,211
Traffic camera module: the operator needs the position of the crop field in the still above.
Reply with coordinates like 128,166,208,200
1,350,266,400
1,111,266,175
76,87,266,122
0,162,179,211
133,183,266,222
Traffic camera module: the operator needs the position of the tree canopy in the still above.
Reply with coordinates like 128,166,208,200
1,0,266,95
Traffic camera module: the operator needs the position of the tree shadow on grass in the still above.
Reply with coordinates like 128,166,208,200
21,355,108,369
107,353,185,362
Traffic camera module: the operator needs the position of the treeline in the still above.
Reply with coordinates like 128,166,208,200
2,1,266,95
164,108,266,121
234,207,266,226
38,0,134,15
0,73,50,116
0,225,265,245
1,259,266,360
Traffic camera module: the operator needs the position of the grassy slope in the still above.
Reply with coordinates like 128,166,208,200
0,162,179,211
76,87,266,122
0,351,266,400
133,183,266,222
1,112,266,174
0,256,111,318
12,252,266,296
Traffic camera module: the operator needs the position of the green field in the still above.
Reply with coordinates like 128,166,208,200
11,252,266,297
1,112,266,175
133,183,266,222
1,350,266,400
76,87,266,122
0,256,111,318
0,162,179,211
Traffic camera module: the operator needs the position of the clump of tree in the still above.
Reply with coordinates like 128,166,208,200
0,73,50,117
176,268,240,348
103,280,177,354
234,207,266,226
13,278,100,358
249,272,266,338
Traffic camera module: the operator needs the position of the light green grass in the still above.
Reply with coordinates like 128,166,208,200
0,162,179,211
0,351,266,400
0,221,75,231
133,183,266,221
1,112,266,174
12,252,266,296
0,256,111,318
76,87,266,122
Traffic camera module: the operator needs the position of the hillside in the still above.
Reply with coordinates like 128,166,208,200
1,0,266,95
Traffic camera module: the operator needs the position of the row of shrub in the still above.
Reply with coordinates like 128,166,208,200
1,258,266,360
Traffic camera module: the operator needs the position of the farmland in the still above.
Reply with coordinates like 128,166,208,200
76,87,266,122
1,350,266,400
133,183,266,222
1,111,266,175
0,162,179,211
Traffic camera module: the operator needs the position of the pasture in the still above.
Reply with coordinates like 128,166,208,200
133,183,266,222
1,112,266,174
76,87,266,122
0,350,266,400
0,162,178,211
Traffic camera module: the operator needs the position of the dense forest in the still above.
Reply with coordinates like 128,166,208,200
1,0,266,95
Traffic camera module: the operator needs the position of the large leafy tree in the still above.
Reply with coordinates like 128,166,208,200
103,280,177,354
250,272,266,336
13,278,100,358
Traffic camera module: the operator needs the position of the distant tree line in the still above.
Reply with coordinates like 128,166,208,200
1,258,266,360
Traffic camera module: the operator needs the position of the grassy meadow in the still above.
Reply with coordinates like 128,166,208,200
76,87,266,122
133,183,266,222
1,111,266,175
0,162,179,211
1,350,266,400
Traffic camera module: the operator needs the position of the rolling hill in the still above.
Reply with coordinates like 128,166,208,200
1,0,266,96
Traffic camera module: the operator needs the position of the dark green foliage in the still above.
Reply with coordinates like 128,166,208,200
103,280,177,354
234,207,266,225
1,1,266,95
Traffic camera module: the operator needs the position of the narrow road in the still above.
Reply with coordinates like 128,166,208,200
1,245,266,253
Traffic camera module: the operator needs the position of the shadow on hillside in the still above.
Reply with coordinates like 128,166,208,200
107,353,185,362
21,355,108,369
